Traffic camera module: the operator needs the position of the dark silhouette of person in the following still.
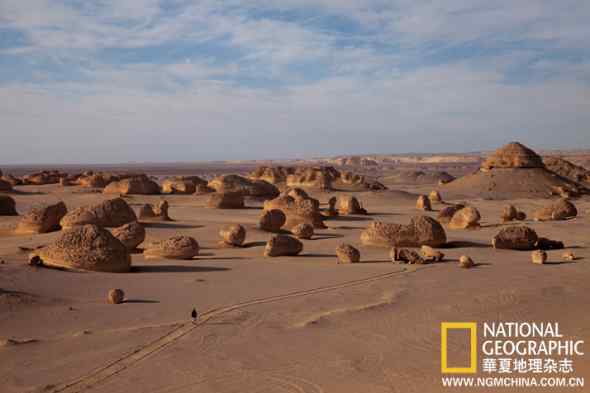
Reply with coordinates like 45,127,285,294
191,308,198,323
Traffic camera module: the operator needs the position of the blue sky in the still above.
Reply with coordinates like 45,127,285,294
0,0,589,164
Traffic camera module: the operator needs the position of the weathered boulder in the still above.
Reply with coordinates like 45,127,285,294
390,248,425,264
459,255,474,268
208,175,279,198
291,223,314,239
264,235,303,257
137,200,171,221
258,209,286,232
416,195,432,211
501,205,518,222
61,198,136,229
263,195,326,229
336,244,360,264
421,245,444,262
0,195,17,216
103,176,160,195
448,207,481,229
219,224,246,247
533,198,577,221
16,202,67,234
531,250,547,265
194,183,215,195
144,236,199,260
338,196,367,215
437,204,465,223
492,226,538,250
111,221,145,250
207,192,245,209
108,289,125,304
360,216,446,248
162,176,208,194
30,224,131,272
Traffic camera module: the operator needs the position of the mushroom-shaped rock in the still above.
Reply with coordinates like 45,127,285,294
219,224,246,247
336,244,360,264
264,235,303,257
429,190,442,203
16,202,67,234
291,223,314,239
360,216,446,248
531,250,547,265
437,204,465,224
108,289,125,304
448,207,481,229
30,224,131,272
258,209,286,232
459,255,474,268
60,198,136,229
111,221,145,250
144,236,199,260
0,195,17,216
492,226,538,250
501,205,518,222
207,192,245,209
481,142,544,170
338,196,367,215
533,198,577,221
103,176,160,195
416,195,432,211
263,195,326,229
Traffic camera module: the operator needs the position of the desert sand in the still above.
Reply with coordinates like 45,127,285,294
1,148,590,393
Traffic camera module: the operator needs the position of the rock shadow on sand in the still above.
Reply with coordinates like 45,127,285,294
443,240,491,249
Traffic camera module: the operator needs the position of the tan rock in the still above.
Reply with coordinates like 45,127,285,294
437,204,465,223
16,202,67,234
562,251,576,261
338,195,367,215
336,244,360,264
390,248,425,264
429,190,442,203
194,183,215,195
144,236,199,260
533,198,577,221
161,177,198,194
111,221,145,250
416,195,432,211
501,205,518,222
208,175,279,198
459,255,474,268
324,196,338,217
449,206,481,229
264,235,303,257
108,289,125,304
264,194,326,229
219,224,246,247
60,198,136,229
30,224,131,272
421,245,444,262
481,142,544,170
291,223,314,239
531,250,547,265
492,226,538,250
103,175,160,195
258,209,286,232
360,216,446,248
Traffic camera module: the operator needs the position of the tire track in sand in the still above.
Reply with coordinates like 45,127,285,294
51,265,425,393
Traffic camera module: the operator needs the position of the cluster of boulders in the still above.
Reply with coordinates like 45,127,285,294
533,198,577,221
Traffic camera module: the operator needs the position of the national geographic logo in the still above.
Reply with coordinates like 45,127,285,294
441,322,478,374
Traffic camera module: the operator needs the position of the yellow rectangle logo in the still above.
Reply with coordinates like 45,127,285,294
441,322,477,374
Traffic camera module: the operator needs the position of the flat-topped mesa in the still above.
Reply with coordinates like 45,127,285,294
207,174,279,199
30,224,131,272
481,142,544,171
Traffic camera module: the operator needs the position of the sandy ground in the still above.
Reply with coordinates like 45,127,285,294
1,182,589,393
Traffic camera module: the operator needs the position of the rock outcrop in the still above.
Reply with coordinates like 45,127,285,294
16,202,67,234
111,221,145,250
492,226,538,250
336,244,360,263
360,216,446,248
263,193,326,229
448,207,481,229
533,198,577,221
258,209,286,232
137,200,171,221
61,198,136,229
208,175,279,198
161,176,207,194
264,235,303,257
144,236,200,260
30,224,131,272
219,224,246,247
338,196,367,215
103,175,160,195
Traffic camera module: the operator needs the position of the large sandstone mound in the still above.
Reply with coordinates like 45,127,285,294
264,193,326,229
60,198,137,229
103,175,160,195
16,202,67,234
543,157,590,187
360,216,446,248
441,142,584,199
31,224,131,272
0,195,17,216
208,175,278,198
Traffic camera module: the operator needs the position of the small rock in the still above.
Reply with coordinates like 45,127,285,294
336,244,360,264
421,245,444,262
429,190,442,203
416,195,432,211
562,252,576,261
531,250,547,265
459,255,474,268
107,289,125,304
390,248,425,264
